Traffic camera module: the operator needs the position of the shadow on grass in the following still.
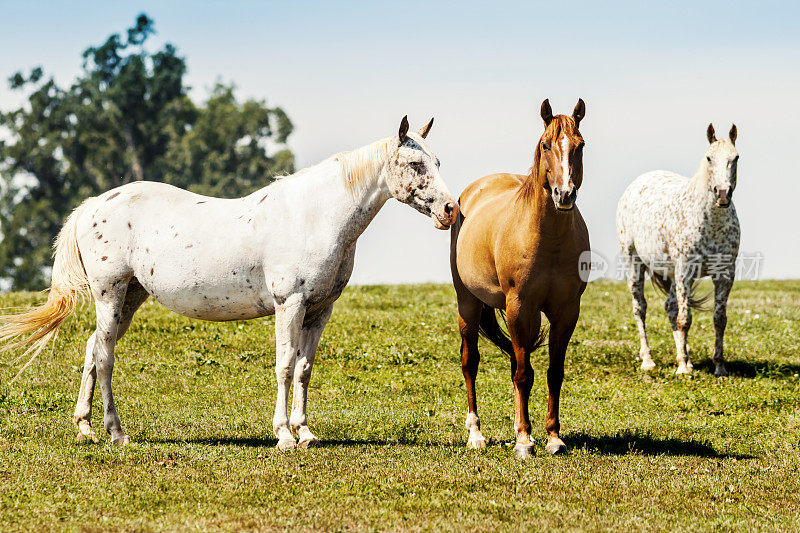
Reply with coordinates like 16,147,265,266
694,359,800,379
150,436,454,448
567,430,753,459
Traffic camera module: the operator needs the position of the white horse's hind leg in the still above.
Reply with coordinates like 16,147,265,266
290,305,333,449
273,294,306,450
74,283,149,443
74,332,99,443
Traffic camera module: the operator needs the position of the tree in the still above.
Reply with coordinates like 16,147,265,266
0,14,294,290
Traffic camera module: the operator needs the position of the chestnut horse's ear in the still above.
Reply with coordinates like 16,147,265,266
398,115,409,144
541,99,553,126
729,123,737,145
418,117,434,139
572,98,586,126
707,123,717,144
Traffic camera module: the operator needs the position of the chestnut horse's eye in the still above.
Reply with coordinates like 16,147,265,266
542,142,551,151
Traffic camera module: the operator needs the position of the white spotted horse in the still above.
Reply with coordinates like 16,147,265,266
616,123,740,377
0,116,459,448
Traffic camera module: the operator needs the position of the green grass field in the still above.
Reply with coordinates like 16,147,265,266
1,280,799,531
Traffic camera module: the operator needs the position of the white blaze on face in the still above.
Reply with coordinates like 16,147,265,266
559,134,571,190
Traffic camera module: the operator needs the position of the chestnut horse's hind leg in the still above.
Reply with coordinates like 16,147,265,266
506,300,539,459
544,305,580,455
74,282,149,443
456,294,485,450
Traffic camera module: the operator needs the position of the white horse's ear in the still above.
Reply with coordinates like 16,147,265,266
541,99,553,126
572,98,586,126
707,123,717,144
418,117,434,139
729,124,737,145
398,115,410,144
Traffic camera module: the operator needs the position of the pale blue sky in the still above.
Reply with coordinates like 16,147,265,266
2,1,798,281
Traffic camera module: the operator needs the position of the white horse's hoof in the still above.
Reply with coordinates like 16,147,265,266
714,366,729,378
513,444,535,459
675,365,692,375
298,437,320,450
467,437,487,450
276,438,297,451
110,434,130,446
640,360,656,371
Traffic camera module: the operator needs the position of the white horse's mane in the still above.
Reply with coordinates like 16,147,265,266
334,137,395,195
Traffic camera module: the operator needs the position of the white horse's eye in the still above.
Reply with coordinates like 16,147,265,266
409,161,424,172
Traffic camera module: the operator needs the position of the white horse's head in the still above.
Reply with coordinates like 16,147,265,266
383,116,459,229
704,123,739,208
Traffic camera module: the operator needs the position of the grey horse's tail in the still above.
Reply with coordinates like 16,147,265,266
650,271,712,311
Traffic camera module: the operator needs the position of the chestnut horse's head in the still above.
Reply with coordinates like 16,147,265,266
535,99,586,211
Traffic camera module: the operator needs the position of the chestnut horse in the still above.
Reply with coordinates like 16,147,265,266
450,99,589,457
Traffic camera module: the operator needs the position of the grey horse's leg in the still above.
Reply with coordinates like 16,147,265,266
712,275,734,377
625,254,653,370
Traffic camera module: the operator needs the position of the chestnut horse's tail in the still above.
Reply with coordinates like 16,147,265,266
1,200,92,382
479,306,547,356
650,271,711,311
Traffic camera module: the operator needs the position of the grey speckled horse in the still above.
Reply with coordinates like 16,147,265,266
616,123,740,377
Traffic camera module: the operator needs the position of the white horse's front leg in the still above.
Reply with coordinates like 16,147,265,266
290,305,333,449
273,294,306,450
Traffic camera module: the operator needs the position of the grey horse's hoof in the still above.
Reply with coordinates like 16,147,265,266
714,365,729,378
513,444,535,459
110,434,130,446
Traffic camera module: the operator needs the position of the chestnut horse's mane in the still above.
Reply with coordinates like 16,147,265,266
517,115,577,203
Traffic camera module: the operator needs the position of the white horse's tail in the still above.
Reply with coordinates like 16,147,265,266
1,200,93,382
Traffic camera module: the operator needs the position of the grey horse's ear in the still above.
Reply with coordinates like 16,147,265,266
398,115,409,144
572,98,586,126
707,123,717,144
418,117,434,139
541,99,553,126
729,124,737,145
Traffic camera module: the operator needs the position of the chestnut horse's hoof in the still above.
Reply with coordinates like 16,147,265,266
513,444,535,459
545,439,567,455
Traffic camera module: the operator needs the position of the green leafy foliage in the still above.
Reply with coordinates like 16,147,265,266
0,14,294,289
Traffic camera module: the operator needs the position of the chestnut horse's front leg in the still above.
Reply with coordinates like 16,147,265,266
506,299,539,459
545,304,580,455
